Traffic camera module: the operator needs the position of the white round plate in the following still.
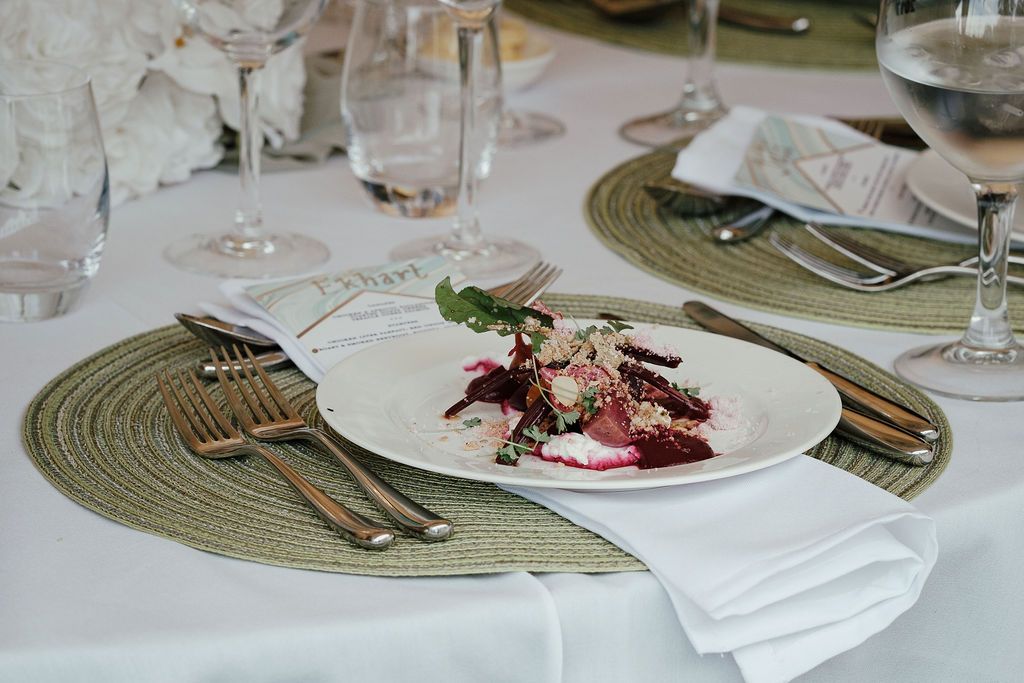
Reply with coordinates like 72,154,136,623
316,322,841,491
907,149,1024,239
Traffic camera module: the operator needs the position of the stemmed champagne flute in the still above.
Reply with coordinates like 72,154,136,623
877,0,1024,400
391,0,539,278
619,0,726,149
166,0,330,278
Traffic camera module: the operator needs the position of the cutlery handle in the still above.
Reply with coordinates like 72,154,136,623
808,363,940,443
301,428,454,542
835,408,934,466
718,6,809,33
198,350,292,378
253,446,394,550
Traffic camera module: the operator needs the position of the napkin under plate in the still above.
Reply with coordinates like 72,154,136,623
505,454,937,683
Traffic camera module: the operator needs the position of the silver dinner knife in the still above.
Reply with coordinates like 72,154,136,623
682,302,939,458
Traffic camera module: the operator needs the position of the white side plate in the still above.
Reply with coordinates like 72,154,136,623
316,322,842,491
907,149,1024,243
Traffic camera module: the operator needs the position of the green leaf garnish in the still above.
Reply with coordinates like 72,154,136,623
435,277,554,337
671,381,700,397
495,444,522,464
581,386,599,415
554,410,580,433
522,424,551,443
575,324,598,341
605,319,634,333
462,417,481,428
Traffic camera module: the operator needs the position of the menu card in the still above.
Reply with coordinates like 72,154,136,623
212,256,465,381
671,106,972,244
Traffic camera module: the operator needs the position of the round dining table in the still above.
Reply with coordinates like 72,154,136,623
2,16,1021,683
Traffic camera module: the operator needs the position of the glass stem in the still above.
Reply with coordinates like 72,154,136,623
235,65,266,245
450,24,485,251
963,182,1017,350
679,0,723,115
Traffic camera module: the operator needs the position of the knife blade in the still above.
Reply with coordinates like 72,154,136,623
682,301,940,444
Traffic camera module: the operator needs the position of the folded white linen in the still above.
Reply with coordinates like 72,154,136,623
671,106,979,245
503,455,937,683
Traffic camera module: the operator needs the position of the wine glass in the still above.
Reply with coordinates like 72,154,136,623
165,0,330,279
877,0,1024,400
492,11,565,148
390,0,539,279
619,0,726,149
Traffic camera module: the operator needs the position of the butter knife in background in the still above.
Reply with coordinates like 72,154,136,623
589,0,811,34
682,301,940,443
718,6,810,34
175,312,293,377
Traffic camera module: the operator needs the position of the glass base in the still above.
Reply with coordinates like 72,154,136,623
358,178,457,218
498,110,566,148
619,106,725,150
895,338,1024,401
0,279,89,322
164,232,330,279
390,234,539,279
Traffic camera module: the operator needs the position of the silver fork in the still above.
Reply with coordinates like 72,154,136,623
489,261,562,305
156,368,394,550
770,231,1024,291
213,344,454,541
804,222,1024,273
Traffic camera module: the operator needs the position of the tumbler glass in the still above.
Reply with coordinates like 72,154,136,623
0,60,109,323
341,0,502,218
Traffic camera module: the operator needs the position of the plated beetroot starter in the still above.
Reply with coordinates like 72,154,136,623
435,278,718,471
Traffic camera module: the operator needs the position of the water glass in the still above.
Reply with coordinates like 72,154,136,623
0,60,109,323
341,0,502,218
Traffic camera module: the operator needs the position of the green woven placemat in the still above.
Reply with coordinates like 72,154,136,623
586,151,1024,334
22,296,950,576
507,0,877,70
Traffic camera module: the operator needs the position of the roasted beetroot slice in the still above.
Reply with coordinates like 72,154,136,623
623,344,681,368
507,380,531,411
621,363,710,421
465,366,520,404
445,366,528,416
510,398,553,443
582,396,632,447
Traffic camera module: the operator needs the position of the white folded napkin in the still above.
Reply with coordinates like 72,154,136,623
504,455,937,683
671,106,977,245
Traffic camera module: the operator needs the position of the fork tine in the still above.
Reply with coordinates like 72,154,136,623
239,343,302,421
504,263,548,304
770,231,889,286
176,368,226,440
804,223,904,274
163,369,215,444
210,346,257,431
502,262,547,304
226,343,284,422
490,262,542,300
218,345,272,424
157,372,202,447
522,265,561,305
185,367,238,439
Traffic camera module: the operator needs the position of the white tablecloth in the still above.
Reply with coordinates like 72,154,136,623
3,23,1023,683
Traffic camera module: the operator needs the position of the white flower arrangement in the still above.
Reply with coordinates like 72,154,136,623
0,0,307,206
